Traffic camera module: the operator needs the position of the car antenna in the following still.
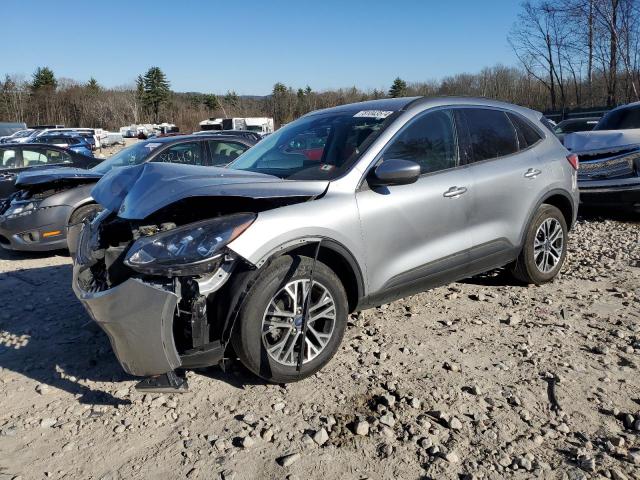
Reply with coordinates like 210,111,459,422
297,239,322,373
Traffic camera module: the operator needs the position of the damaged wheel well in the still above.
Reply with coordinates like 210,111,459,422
275,241,363,313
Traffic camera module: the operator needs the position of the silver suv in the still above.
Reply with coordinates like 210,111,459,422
72,97,579,390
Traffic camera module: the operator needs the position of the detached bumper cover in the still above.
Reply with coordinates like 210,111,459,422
73,267,181,376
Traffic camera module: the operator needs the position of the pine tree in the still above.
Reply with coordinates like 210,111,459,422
86,77,101,93
31,67,57,91
224,90,239,107
203,94,219,111
142,67,170,122
388,77,407,98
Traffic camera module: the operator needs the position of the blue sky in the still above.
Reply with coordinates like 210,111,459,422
2,0,520,95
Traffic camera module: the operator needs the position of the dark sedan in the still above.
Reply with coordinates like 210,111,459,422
0,134,256,252
0,143,99,200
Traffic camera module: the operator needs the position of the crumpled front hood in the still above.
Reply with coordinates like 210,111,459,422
92,162,329,220
564,129,640,154
16,167,103,188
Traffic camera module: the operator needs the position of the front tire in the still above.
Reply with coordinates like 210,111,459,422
232,254,348,383
68,203,103,226
510,204,568,284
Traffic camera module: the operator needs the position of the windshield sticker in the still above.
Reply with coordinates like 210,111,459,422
144,142,162,150
353,110,394,119
320,164,335,171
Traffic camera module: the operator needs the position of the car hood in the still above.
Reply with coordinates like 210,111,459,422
92,162,329,220
15,167,102,188
564,128,640,154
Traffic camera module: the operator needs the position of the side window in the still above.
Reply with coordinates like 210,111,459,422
44,149,72,164
462,108,518,162
22,149,49,166
383,110,457,174
208,141,249,166
155,142,204,165
507,112,543,149
0,149,18,169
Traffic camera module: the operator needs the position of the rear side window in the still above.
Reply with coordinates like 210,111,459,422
208,141,249,166
22,148,72,166
460,108,518,162
507,113,543,149
383,110,457,174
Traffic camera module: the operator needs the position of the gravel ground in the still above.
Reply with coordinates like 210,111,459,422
0,212,638,480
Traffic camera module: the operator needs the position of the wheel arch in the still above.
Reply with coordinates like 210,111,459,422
66,200,100,226
541,192,575,231
255,237,365,313
518,188,576,247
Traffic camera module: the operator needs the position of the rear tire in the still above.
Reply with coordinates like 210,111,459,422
510,204,567,285
231,254,348,383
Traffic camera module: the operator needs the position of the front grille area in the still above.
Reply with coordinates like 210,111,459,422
578,150,639,180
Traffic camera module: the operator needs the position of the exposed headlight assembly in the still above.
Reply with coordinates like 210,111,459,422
4,200,41,219
124,213,256,276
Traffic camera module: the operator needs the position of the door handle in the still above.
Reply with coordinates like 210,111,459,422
524,168,542,179
443,186,468,198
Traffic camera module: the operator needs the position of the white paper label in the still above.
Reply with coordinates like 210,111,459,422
353,110,393,119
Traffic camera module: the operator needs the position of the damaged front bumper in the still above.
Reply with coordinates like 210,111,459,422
71,215,242,378
73,269,181,376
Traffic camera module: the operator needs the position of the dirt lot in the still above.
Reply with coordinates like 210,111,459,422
0,212,638,480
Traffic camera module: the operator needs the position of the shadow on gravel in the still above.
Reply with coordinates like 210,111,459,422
0,247,69,261
0,263,131,406
578,207,639,224
196,360,269,390
459,268,524,288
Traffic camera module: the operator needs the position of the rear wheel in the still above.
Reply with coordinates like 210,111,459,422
232,254,348,383
510,204,567,284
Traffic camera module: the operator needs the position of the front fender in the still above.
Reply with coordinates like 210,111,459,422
227,193,368,294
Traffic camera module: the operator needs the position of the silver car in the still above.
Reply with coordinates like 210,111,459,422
71,97,579,391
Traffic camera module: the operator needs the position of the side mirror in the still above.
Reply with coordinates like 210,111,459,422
368,159,421,187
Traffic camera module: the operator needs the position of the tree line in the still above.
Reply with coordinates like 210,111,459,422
1,0,639,132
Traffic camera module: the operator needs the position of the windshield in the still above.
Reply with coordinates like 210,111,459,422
91,140,161,174
595,106,640,130
228,111,394,180
12,130,33,138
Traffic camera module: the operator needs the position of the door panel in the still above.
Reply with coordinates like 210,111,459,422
456,108,544,265
466,153,542,262
356,108,475,299
357,168,473,296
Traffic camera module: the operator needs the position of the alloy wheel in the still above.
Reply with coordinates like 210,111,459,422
533,218,564,273
261,279,336,366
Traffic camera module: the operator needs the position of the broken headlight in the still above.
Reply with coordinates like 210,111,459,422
124,213,256,276
4,200,42,219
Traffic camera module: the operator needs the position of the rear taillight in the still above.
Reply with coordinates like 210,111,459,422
566,153,579,170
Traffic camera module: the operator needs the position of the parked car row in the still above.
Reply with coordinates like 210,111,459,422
1,97,637,394
0,134,256,251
